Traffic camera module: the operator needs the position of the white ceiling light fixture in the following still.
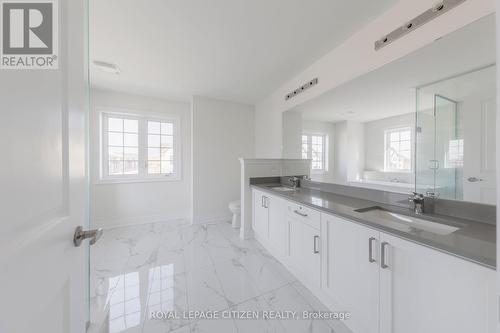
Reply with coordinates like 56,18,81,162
93,60,120,74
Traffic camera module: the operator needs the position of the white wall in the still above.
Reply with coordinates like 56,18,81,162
255,0,494,158
191,96,255,223
282,111,303,158
90,89,191,228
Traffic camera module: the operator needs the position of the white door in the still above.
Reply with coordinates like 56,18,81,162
287,218,321,287
252,190,269,237
321,214,380,333
462,97,496,204
0,1,89,332
379,232,496,333
268,195,287,256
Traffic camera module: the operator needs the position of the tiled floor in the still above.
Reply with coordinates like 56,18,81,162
89,219,352,333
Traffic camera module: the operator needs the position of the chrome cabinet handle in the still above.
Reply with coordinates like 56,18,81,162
74,226,103,247
264,197,269,208
380,242,389,269
368,237,376,263
293,210,308,217
261,196,264,207
313,235,319,254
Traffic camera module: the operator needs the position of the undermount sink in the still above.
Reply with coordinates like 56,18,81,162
270,186,296,192
354,206,460,236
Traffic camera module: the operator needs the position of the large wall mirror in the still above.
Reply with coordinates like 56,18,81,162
282,14,495,205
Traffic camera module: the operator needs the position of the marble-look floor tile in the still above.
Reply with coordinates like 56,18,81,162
189,318,238,333
213,259,262,306
232,295,287,333
185,264,230,311
90,219,352,333
239,252,296,294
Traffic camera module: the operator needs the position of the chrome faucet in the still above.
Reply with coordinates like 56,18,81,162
288,176,300,189
408,192,424,214
409,191,439,214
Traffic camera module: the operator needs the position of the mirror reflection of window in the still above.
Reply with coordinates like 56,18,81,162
302,133,328,172
384,127,412,172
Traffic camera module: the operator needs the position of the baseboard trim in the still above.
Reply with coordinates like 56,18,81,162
92,214,189,229
192,214,232,225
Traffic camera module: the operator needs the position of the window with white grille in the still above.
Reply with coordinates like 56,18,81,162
102,112,180,181
384,127,412,172
302,133,328,172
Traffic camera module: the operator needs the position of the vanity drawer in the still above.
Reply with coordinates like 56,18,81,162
286,202,320,230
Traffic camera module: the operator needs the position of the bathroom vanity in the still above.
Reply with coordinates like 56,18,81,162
251,182,496,333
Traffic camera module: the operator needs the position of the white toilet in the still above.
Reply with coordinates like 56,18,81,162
228,200,241,228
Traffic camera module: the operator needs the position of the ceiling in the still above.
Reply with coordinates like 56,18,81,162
295,14,496,123
89,0,397,104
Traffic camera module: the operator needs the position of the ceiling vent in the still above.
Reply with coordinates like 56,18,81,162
285,78,318,101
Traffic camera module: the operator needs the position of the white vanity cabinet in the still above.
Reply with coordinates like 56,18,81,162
321,212,496,333
379,232,496,333
320,213,380,333
252,190,495,333
252,189,269,237
286,201,321,288
252,189,287,256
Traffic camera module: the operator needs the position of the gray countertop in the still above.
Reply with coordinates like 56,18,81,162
252,183,496,270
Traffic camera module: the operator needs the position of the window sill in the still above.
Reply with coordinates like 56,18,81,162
95,176,181,185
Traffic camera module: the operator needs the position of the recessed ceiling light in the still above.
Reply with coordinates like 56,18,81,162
93,60,120,74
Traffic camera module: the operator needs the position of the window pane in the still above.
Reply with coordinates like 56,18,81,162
124,147,138,160
108,117,123,132
161,161,173,174
390,132,399,142
400,130,410,141
108,147,123,161
148,148,161,161
124,119,138,133
148,135,161,148
160,135,173,148
109,161,123,175
108,132,123,146
400,141,411,151
124,133,138,147
161,122,173,135
161,148,173,160
124,160,138,174
148,161,161,174
148,121,161,134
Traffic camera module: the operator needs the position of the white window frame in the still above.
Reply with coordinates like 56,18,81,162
100,110,181,183
384,126,412,173
302,132,328,174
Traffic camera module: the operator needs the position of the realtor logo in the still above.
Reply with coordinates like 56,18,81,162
1,0,58,69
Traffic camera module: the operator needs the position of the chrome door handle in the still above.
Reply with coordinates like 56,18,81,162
313,235,319,254
368,237,376,263
74,226,103,247
381,242,389,269
467,177,484,182
293,210,308,217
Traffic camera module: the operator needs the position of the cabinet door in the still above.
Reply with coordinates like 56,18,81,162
252,190,268,238
379,232,496,333
268,195,287,256
288,218,321,287
321,213,380,333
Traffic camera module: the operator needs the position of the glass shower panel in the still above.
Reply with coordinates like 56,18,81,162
416,92,461,200
434,95,461,200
